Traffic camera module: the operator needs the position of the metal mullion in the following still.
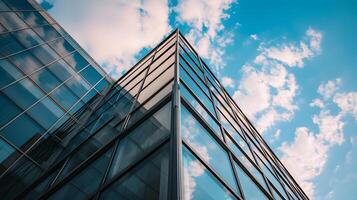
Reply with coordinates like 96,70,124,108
180,81,219,124
180,63,212,101
179,53,207,91
230,153,274,200
182,141,243,200
95,138,170,197
0,21,58,35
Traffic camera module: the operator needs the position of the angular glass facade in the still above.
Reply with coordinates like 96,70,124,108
0,1,309,200
0,0,112,197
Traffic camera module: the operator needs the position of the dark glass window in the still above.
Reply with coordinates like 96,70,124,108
27,97,64,129
0,113,44,150
33,24,62,42
234,162,269,200
17,11,48,27
64,51,89,71
182,146,237,200
30,44,60,66
101,144,169,200
0,138,16,164
0,33,24,57
0,93,22,127
30,67,61,93
65,74,91,98
3,78,44,110
11,28,42,49
95,78,110,93
181,84,221,137
10,51,42,74
0,58,23,88
108,103,171,180
80,65,102,86
50,83,79,110
181,105,239,193
2,0,35,10
47,59,74,82
0,12,27,31
49,38,75,57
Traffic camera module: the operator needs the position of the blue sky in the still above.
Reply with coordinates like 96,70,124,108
40,0,357,199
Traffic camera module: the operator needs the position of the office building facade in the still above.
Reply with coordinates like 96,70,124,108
0,0,308,199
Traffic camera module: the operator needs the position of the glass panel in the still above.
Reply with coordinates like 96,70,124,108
95,78,110,93
30,44,60,66
30,67,61,93
181,84,221,138
108,103,171,179
180,67,215,116
0,12,27,31
3,78,44,110
181,105,239,193
144,54,175,87
49,38,75,57
80,65,102,86
11,28,42,49
64,51,89,71
0,93,22,127
65,74,91,99
101,144,169,200
0,138,16,164
27,97,64,129
0,58,23,88
10,51,42,74
47,59,74,82
0,33,24,57
33,24,62,42
50,83,79,110
180,54,207,94
182,146,237,200
148,43,175,74
234,162,269,200
17,11,48,27
0,156,42,200
48,184,87,200
51,147,114,198
2,0,35,10
0,113,44,150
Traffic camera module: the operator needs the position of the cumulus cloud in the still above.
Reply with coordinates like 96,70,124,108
44,0,171,78
176,0,236,72
233,28,322,134
221,76,235,88
281,78,356,199
318,78,342,99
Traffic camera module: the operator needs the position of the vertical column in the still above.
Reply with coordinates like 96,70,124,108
169,29,182,200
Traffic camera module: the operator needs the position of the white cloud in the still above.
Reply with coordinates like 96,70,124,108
221,76,235,88
280,78,357,199
176,0,236,72
46,0,171,78
333,92,357,120
258,28,322,68
310,98,325,108
317,78,342,99
233,28,322,134
250,34,259,41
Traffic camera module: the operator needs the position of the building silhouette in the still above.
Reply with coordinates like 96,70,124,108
0,0,308,199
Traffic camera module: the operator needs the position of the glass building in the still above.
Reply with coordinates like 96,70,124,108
0,0,309,200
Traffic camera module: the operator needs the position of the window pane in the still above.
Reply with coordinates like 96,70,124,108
0,12,27,31
80,65,102,86
17,11,48,27
181,84,221,138
3,78,44,110
0,59,23,88
182,146,237,200
50,84,79,110
64,51,89,71
30,44,60,66
181,105,239,193
47,59,74,82
49,38,75,57
30,67,61,93
0,94,22,127
65,74,91,98
101,144,169,200
234,162,269,200
0,138,16,164
11,29,42,49
0,33,24,57
108,103,171,179
1,113,44,150
10,51,42,75
27,97,64,129
2,0,35,10
33,24,62,42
